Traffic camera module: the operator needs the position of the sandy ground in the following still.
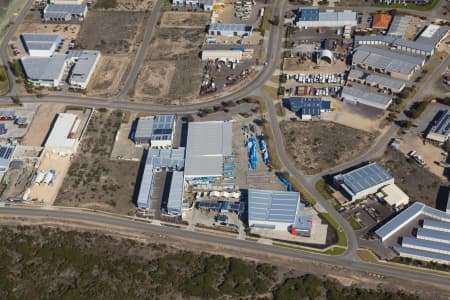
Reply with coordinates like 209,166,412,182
322,97,387,133
21,104,66,147
160,11,211,28
110,113,144,161
12,23,80,43
93,0,154,11
27,152,72,206
280,120,378,175
133,60,176,100
87,55,130,96
283,58,348,73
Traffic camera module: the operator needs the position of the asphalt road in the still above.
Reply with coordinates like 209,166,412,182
0,206,449,290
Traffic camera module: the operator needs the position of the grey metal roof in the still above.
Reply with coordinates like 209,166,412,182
394,246,450,264
352,45,424,75
44,3,86,16
20,55,67,81
402,237,450,255
335,162,392,195
415,25,448,48
428,110,450,138
135,117,154,140
422,205,450,223
387,16,410,37
248,189,300,224
0,145,15,172
341,86,392,108
354,35,396,45
365,74,405,90
318,10,356,22
417,228,450,244
375,202,424,241
21,33,60,52
348,69,365,79
184,121,232,177
136,148,185,209
151,114,176,142
208,23,253,33
423,219,450,233
68,50,100,86
165,171,184,216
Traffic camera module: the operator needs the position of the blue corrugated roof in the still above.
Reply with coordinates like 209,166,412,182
402,237,450,255
286,97,330,117
394,246,450,264
423,219,450,233
417,228,450,244
296,7,320,21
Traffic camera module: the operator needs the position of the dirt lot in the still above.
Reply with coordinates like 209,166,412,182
160,11,211,28
77,11,149,55
87,55,130,96
21,104,66,147
55,109,140,214
280,121,378,175
93,0,153,11
12,23,80,43
132,27,205,103
378,148,447,208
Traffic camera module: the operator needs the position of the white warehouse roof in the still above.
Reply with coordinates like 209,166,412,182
21,55,67,82
184,121,232,178
68,50,101,89
381,184,409,207
44,113,79,152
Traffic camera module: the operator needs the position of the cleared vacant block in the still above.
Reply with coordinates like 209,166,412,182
160,12,211,28
55,109,140,214
280,121,377,175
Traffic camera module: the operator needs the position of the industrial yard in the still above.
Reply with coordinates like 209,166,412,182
55,109,140,214
280,121,378,175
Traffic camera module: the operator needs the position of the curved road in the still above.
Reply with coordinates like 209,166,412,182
0,206,449,290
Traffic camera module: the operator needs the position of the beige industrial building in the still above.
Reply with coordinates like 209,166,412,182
201,50,243,61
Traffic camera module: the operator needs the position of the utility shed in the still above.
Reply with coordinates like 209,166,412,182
20,55,67,87
426,110,450,144
341,86,392,110
381,184,410,207
248,189,300,232
0,144,16,179
21,33,61,57
184,121,232,179
67,50,101,89
333,162,394,202
44,113,79,153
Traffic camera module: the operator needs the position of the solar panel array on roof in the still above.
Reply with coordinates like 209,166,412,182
335,162,393,195
248,189,300,225
152,115,176,142
296,7,319,21
286,97,331,117
0,144,15,174
429,110,450,138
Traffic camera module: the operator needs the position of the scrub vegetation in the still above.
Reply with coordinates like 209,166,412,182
0,225,419,299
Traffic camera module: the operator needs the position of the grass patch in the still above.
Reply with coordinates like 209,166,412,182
0,65,8,94
261,120,283,170
374,0,440,11
323,247,346,255
284,173,316,206
319,213,347,247
262,85,279,99
195,224,238,234
94,0,118,9
274,102,285,117
357,249,379,263
258,7,272,36
346,216,363,231
315,179,333,200
273,242,346,256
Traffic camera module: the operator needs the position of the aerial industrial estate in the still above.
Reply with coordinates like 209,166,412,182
0,0,450,296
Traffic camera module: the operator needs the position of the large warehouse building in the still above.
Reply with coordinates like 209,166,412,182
133,114,176,148
333,162,394,202
67,50,101,89
247,189,301,232
21,54,68,87
44,113,80,154
184,121,234,190
136,148,185,210
293,7,357,28
340,86,392,110
347,70,406,93
201,50,243,62
43,4,87,22
21,33,61,57
284,97,331,120
351,45,425,80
